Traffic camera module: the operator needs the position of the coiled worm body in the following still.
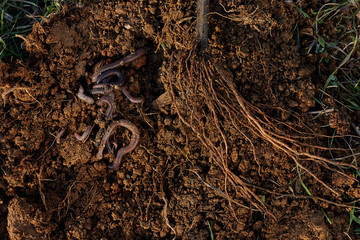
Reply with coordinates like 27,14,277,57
91,48,147,83
96,120,140,169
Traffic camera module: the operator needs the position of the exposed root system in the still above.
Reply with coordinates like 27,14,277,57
163,47,357,218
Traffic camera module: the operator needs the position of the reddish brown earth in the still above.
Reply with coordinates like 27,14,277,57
1,0,360,239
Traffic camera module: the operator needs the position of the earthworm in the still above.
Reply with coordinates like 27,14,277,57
77,85,95,104
90,69,123,94
106,141,118,155
90,84,113,95
120,87,144,104
96,92,115,119
56,128,66,144
92,83,112,89
75,125,93,141
91,48,147,83
96,120,140,169
95,127,105,147
94,69,124,85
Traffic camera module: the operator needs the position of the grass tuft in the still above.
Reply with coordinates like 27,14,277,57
0,0,64,62
295,1,360,111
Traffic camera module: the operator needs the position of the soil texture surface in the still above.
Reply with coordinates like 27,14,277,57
1,0,360,239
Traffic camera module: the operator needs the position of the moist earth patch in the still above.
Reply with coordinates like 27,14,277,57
0,0,359,239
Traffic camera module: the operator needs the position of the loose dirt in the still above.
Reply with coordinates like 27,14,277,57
1,0,359,239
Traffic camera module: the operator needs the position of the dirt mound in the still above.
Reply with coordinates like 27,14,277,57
0,0,359,239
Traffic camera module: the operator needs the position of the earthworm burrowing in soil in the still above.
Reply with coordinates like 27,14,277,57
72,48,146,169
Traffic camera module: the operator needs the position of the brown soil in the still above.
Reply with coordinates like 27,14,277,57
1,0,359,239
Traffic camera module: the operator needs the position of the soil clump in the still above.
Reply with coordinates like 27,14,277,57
1,0,359,239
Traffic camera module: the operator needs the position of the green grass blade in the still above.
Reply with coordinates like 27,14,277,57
296,164,312,196
207,221,214,240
